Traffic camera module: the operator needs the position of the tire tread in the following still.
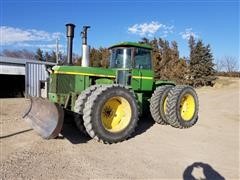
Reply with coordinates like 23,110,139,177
74,85,101,133
83,84,139,144
150,85,173,125
166,85,199,128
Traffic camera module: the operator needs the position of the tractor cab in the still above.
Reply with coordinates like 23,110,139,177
109,42,152,70
109,42,153,86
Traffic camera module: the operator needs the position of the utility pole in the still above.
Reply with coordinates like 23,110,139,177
56,38,59,64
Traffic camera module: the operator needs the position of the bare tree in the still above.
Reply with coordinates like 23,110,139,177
215,58,222,72
1,49,35,59
221,56,239,72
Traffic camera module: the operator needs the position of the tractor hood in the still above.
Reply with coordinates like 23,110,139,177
52,66,116,78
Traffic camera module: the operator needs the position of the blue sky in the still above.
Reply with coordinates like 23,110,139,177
1,0,239,60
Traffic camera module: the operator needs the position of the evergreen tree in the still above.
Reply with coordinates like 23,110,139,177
49,51,57,63
202,44,216,84
139,38,187,83
189,35,195,61
35,48,44,61
44,52,51,62
189,37,216,87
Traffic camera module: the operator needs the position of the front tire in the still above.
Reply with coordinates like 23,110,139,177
83,85,139,143
74,85,101,133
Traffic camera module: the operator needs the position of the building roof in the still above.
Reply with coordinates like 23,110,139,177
0,56,56,65
109,42,152,50
0,56,56,75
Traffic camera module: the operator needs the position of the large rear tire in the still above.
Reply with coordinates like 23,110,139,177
150,85,174,125
166,85,199,128
74,85,101,133
83,85,139,143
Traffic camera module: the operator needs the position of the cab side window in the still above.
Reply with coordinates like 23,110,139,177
134,48,151,69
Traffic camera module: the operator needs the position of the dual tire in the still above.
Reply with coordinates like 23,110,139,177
75,84,139,144
74,84,199,143
74,85,101,134
150,85,199,128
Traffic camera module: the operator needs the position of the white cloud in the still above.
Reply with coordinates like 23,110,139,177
128,21,174,37
0,26,63,45
15,42,64,52
180,28,198,40
16,42,63,48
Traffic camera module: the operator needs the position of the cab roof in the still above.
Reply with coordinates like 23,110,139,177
109,42,152,50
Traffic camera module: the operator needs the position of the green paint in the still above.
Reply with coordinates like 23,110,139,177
131,69,154,91
109,42,152,50
53,66,116,78
49,74,57,93
48,42,175,115
48,93,68,104
70,92,77,111
136,93,143,115
95,78,114,84
48,66,174,111
154,80,175,89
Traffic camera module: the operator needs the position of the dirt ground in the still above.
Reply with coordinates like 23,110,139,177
0,77,239,179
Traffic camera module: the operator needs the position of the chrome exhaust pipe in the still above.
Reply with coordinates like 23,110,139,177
81,26,90,67
66,23,75,65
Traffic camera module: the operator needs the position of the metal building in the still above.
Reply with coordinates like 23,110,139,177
25,61,56,98
0,56,56,98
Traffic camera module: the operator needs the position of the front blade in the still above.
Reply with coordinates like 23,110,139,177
23,97,64,139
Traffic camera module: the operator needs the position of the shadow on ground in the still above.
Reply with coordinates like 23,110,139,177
183,162,225,180
132,115,155,138
0,129,33,139
60,123,91,144
60,111,91,144
60,111,155,144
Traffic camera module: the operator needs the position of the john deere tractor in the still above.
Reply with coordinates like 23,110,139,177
23,24,199,143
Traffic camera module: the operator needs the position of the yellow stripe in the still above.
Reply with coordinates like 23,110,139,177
132,76,153,80
54,71,153,80
54,71,115,78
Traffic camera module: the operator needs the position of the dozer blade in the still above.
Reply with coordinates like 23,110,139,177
23,97,64,139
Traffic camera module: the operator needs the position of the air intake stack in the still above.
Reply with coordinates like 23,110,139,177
66,23,75,65
81,26,90,67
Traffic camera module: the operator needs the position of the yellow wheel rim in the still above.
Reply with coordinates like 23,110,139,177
180,94,195,121
163,96,167,114
101,96,131,132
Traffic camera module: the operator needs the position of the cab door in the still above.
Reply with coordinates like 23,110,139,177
114,48,132,86
131,48,154,91
131,69,153,91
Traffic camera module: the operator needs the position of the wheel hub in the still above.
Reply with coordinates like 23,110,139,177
101,96,131,132
180,94,195,121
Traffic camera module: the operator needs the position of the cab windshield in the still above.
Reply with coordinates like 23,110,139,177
109,47,152,69
109,48,132,69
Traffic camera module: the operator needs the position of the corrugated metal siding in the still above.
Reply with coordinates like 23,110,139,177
25,62,50,97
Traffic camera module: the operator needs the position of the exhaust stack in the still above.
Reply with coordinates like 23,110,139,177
66,23,75,65
81,26,90,67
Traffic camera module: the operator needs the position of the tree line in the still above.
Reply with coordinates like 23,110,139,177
135,36,218,86
1,36,239,87
1,48,61,63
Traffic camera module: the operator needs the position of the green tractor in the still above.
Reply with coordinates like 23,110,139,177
23,24,199,143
